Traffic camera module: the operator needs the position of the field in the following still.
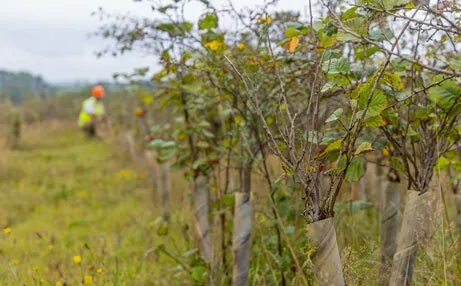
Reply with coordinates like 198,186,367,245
0,120,460,285
0,121,190,285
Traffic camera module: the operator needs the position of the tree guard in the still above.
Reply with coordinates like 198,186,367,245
232,192,251,286
454,194,461,249
160,163,170,222
390,190,434,286
379,170,400,284
194,175,213,263
306,217,344,285
144,150,159,201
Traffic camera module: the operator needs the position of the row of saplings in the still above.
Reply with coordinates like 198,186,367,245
95,0,461,285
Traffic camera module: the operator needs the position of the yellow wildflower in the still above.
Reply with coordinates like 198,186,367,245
84,275,93,284
56,282,63,286
119,170,132,179
97,269,102,273
48,245,54,251
204,40,223,51
12,259,19,264
237,43,245,50
4,227,11,234
73,255,82,264
259,16,272,24
33,266,39,272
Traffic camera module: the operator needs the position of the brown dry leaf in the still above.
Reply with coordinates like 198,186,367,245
288,37,299,53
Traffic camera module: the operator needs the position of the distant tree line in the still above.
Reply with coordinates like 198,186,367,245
0,70,56,103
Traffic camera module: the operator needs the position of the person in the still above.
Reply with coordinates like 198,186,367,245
78,85,107,137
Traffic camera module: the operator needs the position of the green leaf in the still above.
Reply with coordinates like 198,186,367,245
391,59,410,72
157,149,176,163
285,27,302,38
337,17,368,42
434,156,450,171
322,58,350,74
373,137,388,150
342,7,359,21
191,266,207,282
321,78,342,93
199,13,218,30
364,115,387,128
158,5,174,13
358,84,387,118
148,139,176,150
157,222,169,236
326,108,344,123
192,157,208,170
354,45,380,60
222,194,235,207
337,30,361,42
449,55,461,70
319,33,337,48
372,0,399,10
369,27,395,41
315,139,342,159
428,80,461,111
344,17,368,36
390,157,406,173
345,157,365,181
354,142,374,155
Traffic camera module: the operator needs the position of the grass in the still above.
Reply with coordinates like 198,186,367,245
0,120,460,285
0,121,192,285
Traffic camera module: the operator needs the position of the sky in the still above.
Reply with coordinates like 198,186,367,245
0,0,311,84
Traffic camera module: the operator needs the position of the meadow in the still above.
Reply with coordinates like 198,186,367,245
0,118,460,284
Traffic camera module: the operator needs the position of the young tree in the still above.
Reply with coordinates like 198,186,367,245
330,1,461,284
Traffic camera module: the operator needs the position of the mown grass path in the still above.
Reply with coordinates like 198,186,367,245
0,122,183,285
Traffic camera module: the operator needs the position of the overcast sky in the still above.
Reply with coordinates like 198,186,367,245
0,0,310,84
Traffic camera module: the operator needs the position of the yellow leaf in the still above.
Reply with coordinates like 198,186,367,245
354,142,374,155
237,43,245,50
267,16,273,24
382,148,390,157
454,35,461,42
288,37,299,53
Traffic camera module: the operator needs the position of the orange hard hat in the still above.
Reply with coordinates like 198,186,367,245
92,85,105,98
